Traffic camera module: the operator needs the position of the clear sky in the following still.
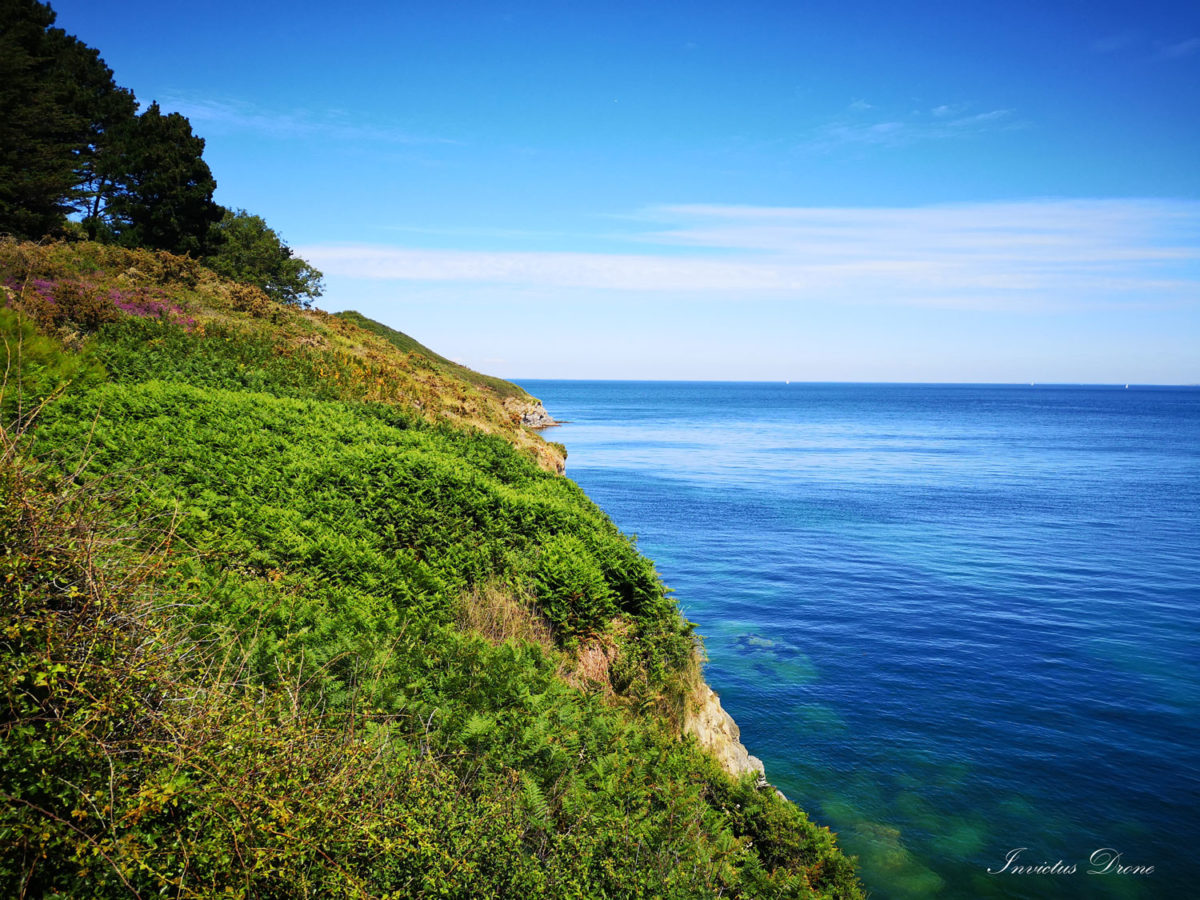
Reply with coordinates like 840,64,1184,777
51,0,1200,382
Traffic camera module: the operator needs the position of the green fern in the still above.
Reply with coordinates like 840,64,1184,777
520,772,552,831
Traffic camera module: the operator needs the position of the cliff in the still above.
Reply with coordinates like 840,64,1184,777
506,395,559,429
0,238,861,899
685,685,768,783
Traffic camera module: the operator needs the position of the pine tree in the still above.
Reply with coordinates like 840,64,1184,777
97,102,223,256
0,0,132,238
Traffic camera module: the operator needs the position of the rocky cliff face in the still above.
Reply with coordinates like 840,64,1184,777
506,397,558,429
514,396,764,786
683,685,767,783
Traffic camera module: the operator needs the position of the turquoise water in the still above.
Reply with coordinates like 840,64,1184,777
517,381,1200,899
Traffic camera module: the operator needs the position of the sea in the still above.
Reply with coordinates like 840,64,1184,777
516,381,1200,900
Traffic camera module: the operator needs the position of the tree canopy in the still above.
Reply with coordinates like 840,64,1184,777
1,0,318,295
87,102,222,256
205,208,324,306
0,0,134,238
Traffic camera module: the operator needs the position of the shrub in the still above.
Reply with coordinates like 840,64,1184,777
534,532,617,637
0,307,105,427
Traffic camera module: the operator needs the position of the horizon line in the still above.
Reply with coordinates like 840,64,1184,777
508,378,1199,388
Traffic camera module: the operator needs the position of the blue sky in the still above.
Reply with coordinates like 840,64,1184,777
52,0,1200,382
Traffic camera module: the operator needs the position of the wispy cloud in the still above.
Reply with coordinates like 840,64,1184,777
301,199,1200,312
1091,32,1139,54
1156,37,1200,60
1090,32,1200,61
802,102,1024,151
159,94,459,145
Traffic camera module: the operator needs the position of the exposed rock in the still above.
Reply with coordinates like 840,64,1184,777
521,402,557,429
684,684,767,783
506,397,558,429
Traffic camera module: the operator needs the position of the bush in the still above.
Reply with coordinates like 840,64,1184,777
205,208,323,307
534,532,617,636
0,307,104,427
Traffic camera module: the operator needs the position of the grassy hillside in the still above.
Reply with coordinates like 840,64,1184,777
335,309,532,402
0,240,562,473
0,239,862,899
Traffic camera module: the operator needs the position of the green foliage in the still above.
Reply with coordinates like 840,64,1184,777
205,207,324,306
0,237,568,471
1,3,299,265
0,450,547,897
0,0,135,239
90,101,222,255
36,381,674,650
1,429,862,898
0,240,863,898
94,315,340,399
336,309,532,401
534,532,617,635
0,308,105,426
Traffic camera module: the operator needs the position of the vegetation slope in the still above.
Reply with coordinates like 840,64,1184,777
0,238,863,899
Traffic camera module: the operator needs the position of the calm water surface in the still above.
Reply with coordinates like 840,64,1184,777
518,381,1200,899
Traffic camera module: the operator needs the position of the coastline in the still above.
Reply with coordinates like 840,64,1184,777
507,396,559,429
684,682,768,784
0,243,863,897
538,396,769,790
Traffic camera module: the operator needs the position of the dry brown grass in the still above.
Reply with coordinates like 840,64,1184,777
456,580,555,650
561,635,619,695
456,584,636,697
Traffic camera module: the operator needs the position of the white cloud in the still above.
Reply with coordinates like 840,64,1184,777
1092,33,1200,61
300,199,1200,313
802,103,1023,151
159,95,458,145
304,245,787,292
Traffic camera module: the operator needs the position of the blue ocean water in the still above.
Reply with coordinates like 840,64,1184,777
517,381,1200,899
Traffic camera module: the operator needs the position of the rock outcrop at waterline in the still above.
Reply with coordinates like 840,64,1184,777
684,684,767,782
530,396,765,784
507,397,558,429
